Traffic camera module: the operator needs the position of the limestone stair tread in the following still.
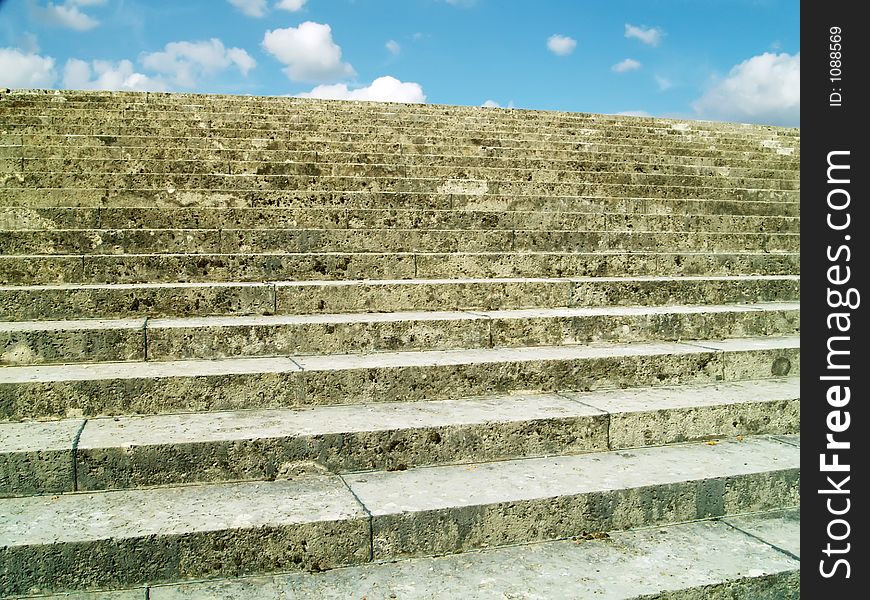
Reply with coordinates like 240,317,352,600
10,153,801,177
0,301,799,329
0,206,802,232
1,120,798,141
0,335,801,384
0,196,802,219
139,510,801,600
0,91,799,122
1,107,800,134
0,274,801,320
3,131,801,155
0,301,800,365
0,334,801,421
0,377,799,495
0,436,799,596
6,145,800,171
0,252,802,287
5,146,799,170
11,159,800,184
7,172,801,188
0,228,801,256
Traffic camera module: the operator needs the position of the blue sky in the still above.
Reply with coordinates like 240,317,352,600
1,0,800,125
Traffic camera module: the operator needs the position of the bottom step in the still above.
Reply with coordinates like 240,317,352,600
0,436,799,596
27,510,801,599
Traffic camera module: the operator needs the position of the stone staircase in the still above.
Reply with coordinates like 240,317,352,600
0,90,799,598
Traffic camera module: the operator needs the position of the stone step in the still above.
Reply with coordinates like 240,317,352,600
0,335,800,421
0,106,799,135
1,189,802,217
0,206,801,233
0,435,799,596
2,130,800,162
0,91,800,132
0,275,801,321
10,158,800,189
1,103,801,140
4,142,800,172
5,129,799,160
0,302,800,365
0,251,801,285
0,377,799,495
0,116,799,148
143,510,800,600
5,174,801,203
0,102,798,130
0,228,801,256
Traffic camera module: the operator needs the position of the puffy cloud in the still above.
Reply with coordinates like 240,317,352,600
547,34,576,56
227,0,267,17
63,58,167,91
140,38,256,88
0,47,57,87
625,24,664,47
263,22,355,82
275,0,307,11
612,58,641,73
297,76,425,103
386,40,401,55
692,52,800,126
481,99,515,109
31,1,103,31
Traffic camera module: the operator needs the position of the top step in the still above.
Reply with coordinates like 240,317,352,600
1,89,800,138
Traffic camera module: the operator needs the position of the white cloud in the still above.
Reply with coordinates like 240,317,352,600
63,58,167,91
616,110,652,117
481,99,515,109
547,34,576,56
297,76,425,103
276,0,307,10
655,75,672,91
227,0,267,17
0,47,57,87
625,24,664,47
386,40,401,55
443,0,477,6
140,38,256,88
692,51,799,126
612,58,641,73
263,22,355,82
32,1,102,31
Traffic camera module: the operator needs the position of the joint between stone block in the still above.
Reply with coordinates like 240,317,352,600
339,474,375,563
721,519,800,562
71,419,87,493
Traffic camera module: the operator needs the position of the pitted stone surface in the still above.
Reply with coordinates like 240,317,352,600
0,419,83,495
725,508,800,558
343,436,799,557
0,90,800,596
147,514,800,600
563,377,800,448
73,393,607,488
0,477,369,596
